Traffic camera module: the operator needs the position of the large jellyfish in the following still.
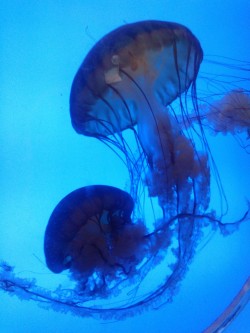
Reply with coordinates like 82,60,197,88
0,20,249,323
69,20,210,222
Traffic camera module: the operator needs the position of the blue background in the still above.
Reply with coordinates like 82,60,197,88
1,1,250,332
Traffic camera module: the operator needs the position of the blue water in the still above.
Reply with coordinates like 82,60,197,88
1,1,250,332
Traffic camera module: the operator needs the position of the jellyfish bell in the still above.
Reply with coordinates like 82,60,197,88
44,185,152,297
70,20,203,150
182,88,250,153
44,185,134,274
70,20,203,138
202,89,250,136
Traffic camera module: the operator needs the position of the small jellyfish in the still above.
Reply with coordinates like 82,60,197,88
44,185,153,297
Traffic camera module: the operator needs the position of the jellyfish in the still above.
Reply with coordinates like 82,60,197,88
202,90,250,135
183,89,250,151
197,90,250,155
44,185,162,298
70,20,211,220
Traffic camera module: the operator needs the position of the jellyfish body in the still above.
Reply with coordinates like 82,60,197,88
70,20,203,137
70,20,210,218
44,185,152,297
202,90,250,136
